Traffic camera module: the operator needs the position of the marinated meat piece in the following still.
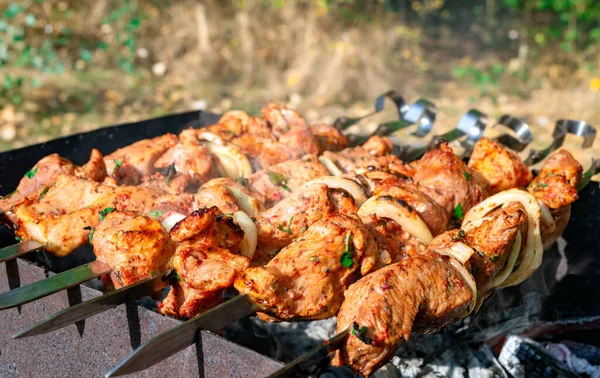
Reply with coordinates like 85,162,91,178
262,103,320,156
468,137,532,195
310,122,348,153
153,129,219,189
0,149,105,213
321,136,395,174
412,143,483,218
196,177,265,216
159,207,250,319
93,211,174,288
12,175,194,255
332,253,472,376
528,149,582,209
253,184,348,265
361,214,425,269
328,188,360,216
357,155,415,177
202,110,272,140
76,148,108,182
230,133,302,171
105,133,178,185
235,214,377,321
433,202,527,303
374,179,449,236
344,169,411,197
248,155,329,207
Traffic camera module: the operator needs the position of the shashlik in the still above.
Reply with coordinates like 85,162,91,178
0,102,576,378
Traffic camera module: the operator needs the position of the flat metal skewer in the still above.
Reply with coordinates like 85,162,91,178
12,270,172,338
0,259,112,310
0,240,46,263
105,293,259,377
267,328,350,378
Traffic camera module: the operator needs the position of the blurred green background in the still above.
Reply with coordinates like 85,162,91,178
1,0,599,152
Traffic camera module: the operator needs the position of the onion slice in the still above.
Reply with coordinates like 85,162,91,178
448,258,477,317
197,131,225,144
358,195,433,244
228,187,263,217
231,211,257,260
202,141,253,179
462,189,542,288
160,212,187,232
489,231,522,288
318,156,343,176
306,176,368,207
433,242,475,265
538,200,556,234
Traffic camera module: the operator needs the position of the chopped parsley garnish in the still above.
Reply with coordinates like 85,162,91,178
352,322,372,345
464,172,471,181
224,213,233,217
114,159,123,170
301,225,308,233
309,256,319,262
340,232,354,268
534,182,548,190
489,255,500,263
452,229,466,242
148,209,164,219
99,207,116,221
267,171,291,192
37,186,50,201
277,215,294,234
25,166,38,179
84,227,95,244
454,203,463,219
15,236,23,242
236,177,249,187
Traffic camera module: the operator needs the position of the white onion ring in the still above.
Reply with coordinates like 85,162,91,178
462,189,542,288
306,176,368,207
318,156,343,176
160,212,187,232
489,231,522,288
358,196,433,244
232,211,257,260
433,242,475,265
197,131,225,144
228,187,263,217
538,199,556,233
202,141,253,179
448,258,477,317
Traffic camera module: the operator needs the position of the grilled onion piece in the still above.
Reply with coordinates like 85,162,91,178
318,156,344,176
306,176,368,207
232,211,257,259
202,141,253,179
358,195,433,244
161,212,187,232
463,189,542,288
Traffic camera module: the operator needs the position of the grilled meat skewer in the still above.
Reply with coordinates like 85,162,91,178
331,149,583,376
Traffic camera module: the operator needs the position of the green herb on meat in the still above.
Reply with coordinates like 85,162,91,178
267,171,291,192
340,232,354,268
25,166,38,179
99,207,116,221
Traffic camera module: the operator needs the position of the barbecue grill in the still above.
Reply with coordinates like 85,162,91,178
0,98,599,378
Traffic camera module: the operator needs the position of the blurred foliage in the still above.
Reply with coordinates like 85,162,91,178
0,0,599,150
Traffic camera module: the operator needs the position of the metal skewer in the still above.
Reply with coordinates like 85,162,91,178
0,240,46,263
0,259,112,310
266,328,350,378
525,119,597,166
12,270,172,338
345,96,437,147
105,293,259,377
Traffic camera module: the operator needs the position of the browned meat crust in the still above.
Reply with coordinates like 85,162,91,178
332,252,472,376
234,214,377,321
412,142,483,218
159,207,250,319
528,149,582,209
468,137,532,195
93,211,174,288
